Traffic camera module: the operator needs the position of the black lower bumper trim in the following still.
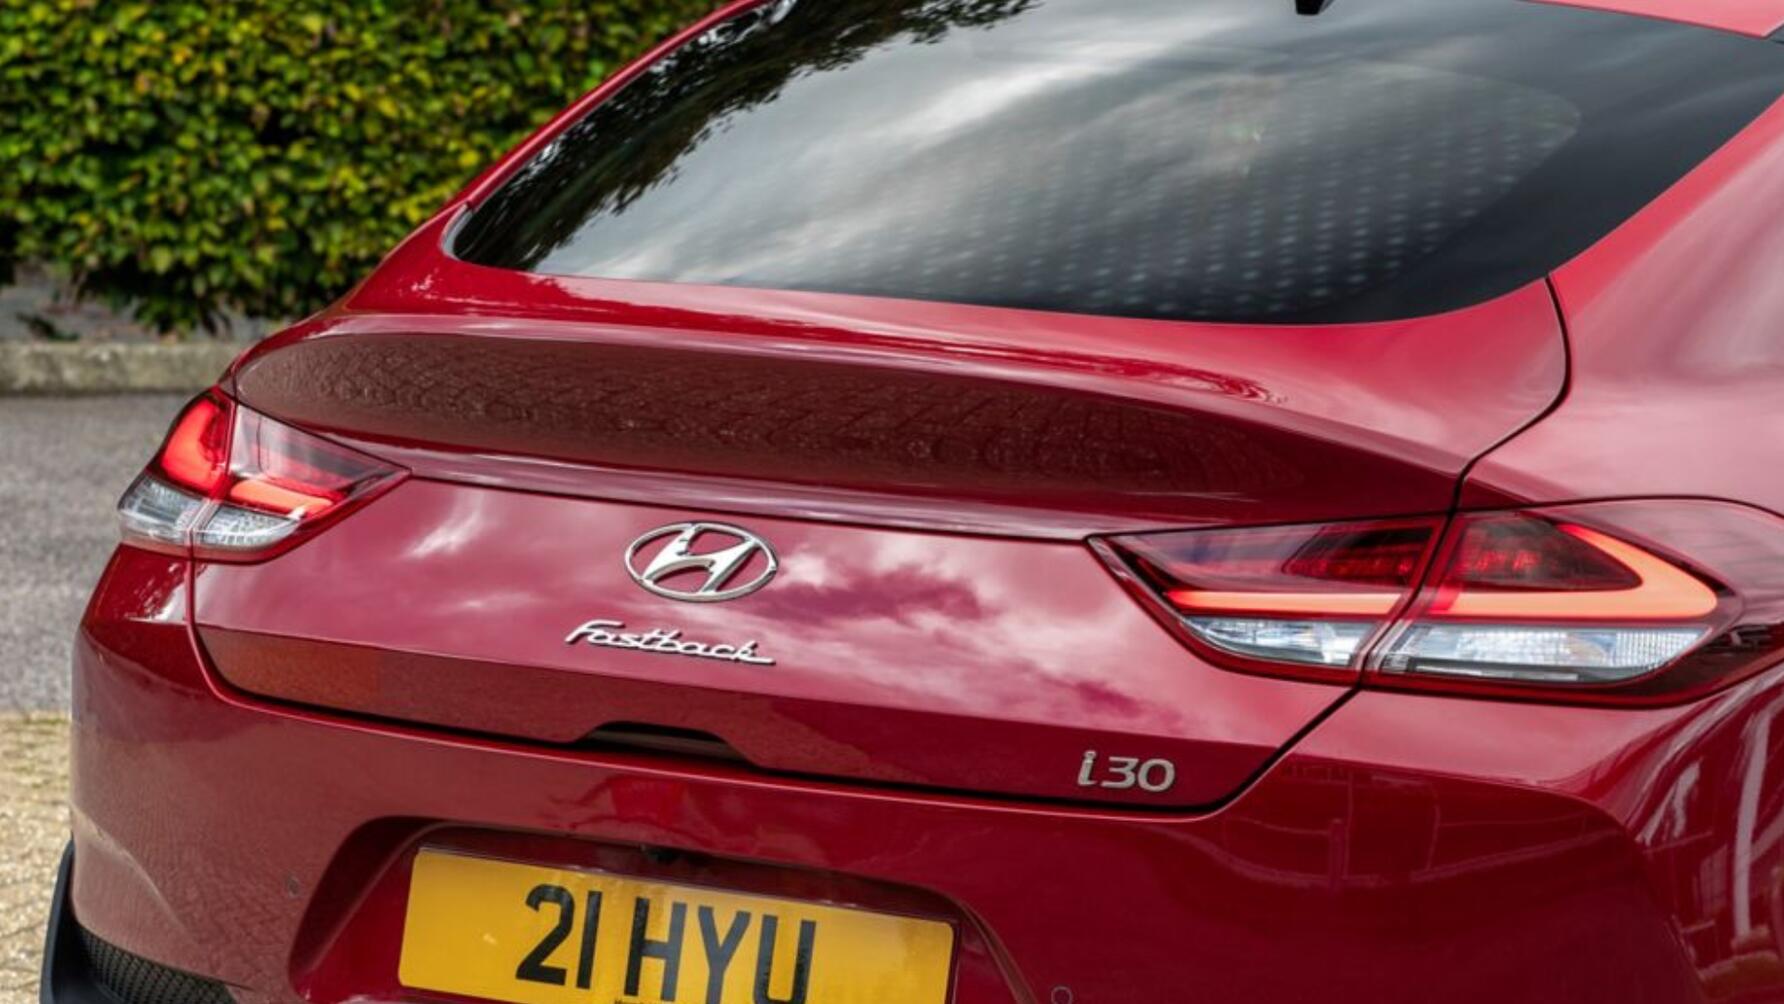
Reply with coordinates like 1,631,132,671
41,844,233,1004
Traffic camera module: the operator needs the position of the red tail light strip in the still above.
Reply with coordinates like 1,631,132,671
156,393,230,493
1165,589,1402,617
1431,524,1719,620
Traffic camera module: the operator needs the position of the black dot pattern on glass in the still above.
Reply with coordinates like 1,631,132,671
538,56,1578,322
693,64,1576,320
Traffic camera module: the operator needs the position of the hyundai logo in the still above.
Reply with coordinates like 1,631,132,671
623,522,779,602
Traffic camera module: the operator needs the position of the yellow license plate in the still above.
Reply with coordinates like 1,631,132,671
400,850,956,1004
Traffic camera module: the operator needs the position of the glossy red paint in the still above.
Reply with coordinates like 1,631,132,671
71,546,1784,1002
190,480,1344,809
1526,0,1784,36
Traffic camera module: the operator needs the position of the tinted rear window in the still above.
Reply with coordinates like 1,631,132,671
452,0,1784,323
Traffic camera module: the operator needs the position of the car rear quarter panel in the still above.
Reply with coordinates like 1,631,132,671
1464,93,1784,520
1445,85,1784,999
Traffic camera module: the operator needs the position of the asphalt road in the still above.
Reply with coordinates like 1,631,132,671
0,397,160,999
0,394,186,711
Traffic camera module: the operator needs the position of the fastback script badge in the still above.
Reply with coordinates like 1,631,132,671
564,619,774,666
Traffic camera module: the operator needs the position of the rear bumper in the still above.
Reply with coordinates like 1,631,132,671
63,547,1784,1003
42,846,233,1004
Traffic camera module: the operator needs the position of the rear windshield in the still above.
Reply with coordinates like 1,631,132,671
452,0,1784,324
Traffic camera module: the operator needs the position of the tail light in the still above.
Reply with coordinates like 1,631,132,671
1104,519,1440,681
119,390,404,561
1101,501,1784,704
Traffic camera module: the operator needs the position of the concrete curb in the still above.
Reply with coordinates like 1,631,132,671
0,342,243,395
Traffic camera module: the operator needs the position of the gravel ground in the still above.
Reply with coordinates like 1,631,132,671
0,396,184,1003
0,715,69,1004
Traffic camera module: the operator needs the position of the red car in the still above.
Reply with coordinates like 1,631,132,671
43,0,1784,1001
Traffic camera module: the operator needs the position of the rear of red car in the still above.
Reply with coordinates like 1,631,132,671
46,1,1784,1002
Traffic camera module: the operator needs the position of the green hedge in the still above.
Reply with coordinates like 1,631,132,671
0,1,714,334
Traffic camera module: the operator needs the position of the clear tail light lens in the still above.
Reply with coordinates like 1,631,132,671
119,390,403,561
1379,624,1707,683
1102,502,1784,704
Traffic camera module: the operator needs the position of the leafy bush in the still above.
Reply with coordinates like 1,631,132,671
0,1,714,334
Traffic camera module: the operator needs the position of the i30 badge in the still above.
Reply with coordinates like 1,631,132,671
623,522,779,602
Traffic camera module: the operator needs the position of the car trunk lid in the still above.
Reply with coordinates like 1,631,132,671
192,279,1564,807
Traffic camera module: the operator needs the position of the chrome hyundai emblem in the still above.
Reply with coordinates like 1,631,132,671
624,522,779,602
